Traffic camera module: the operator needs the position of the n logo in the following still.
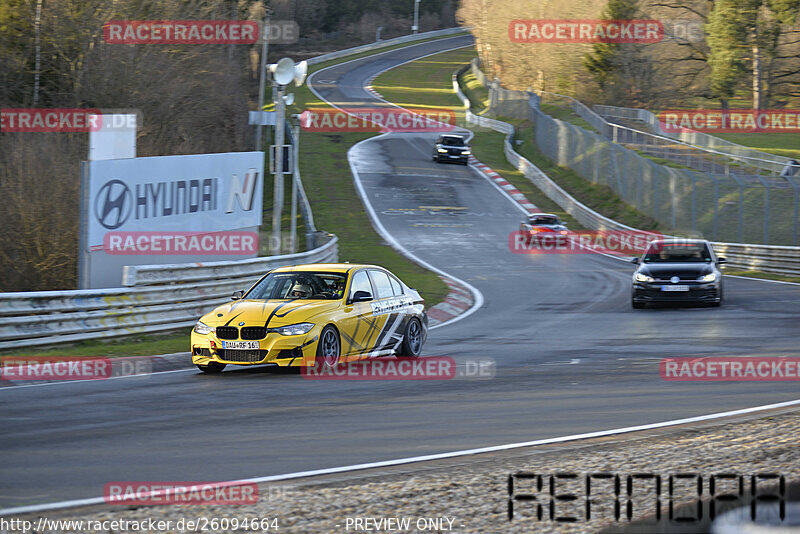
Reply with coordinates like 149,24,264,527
225,168,259,213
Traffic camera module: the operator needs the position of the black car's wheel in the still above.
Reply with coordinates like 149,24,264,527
632,299,645,309
315,325,341,368
397,318,423,358
196,362,226,374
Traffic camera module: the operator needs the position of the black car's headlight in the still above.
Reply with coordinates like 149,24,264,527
697,273,717,282
270,323,315,336
634,273,655,283
194,320,214,335
437,148,448,153
461,150,471,155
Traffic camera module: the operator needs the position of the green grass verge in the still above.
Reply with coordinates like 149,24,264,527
713,132,800,160
539,102,599,133
1,330,192,357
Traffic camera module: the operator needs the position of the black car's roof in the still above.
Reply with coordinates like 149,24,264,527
649,239,709,245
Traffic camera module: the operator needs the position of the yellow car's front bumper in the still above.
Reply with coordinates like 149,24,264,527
191,328,320,367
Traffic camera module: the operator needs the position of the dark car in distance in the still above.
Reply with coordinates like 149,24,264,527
432,135,471,165
631,239,726,308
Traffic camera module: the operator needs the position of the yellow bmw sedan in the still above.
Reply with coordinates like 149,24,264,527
191,263,428,373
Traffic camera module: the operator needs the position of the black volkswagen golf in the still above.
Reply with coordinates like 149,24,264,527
631,239,726,308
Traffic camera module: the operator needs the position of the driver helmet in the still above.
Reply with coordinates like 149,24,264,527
290,283,312,298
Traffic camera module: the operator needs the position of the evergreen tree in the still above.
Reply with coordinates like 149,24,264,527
583,0,638,90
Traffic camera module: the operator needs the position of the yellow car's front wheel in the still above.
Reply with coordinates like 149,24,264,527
316,325,341,368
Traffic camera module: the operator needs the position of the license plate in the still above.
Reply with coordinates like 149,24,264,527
222,341,259,349
661,285,690,292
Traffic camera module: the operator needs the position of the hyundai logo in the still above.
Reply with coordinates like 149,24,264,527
671,276,680,284
95,180,132,229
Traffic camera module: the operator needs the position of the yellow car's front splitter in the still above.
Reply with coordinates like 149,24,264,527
191,331,320,367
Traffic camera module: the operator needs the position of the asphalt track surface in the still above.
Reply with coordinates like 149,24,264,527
2,35,799,510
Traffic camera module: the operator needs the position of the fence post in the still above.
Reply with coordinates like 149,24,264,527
739,182,745,243
792,178,800,246
712,175,719,241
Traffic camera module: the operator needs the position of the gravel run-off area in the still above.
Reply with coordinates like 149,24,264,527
6,407,799,534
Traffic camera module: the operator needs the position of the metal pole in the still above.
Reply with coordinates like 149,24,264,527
794,185,799,246
255,13,271,151
290,119,299,254
413,0,420,34
272,85,285,255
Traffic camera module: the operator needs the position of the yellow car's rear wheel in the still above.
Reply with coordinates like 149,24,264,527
397,318,422,358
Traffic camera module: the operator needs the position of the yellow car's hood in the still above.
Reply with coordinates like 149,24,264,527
201,299,341,327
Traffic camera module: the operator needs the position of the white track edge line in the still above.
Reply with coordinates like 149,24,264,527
3,397,799,517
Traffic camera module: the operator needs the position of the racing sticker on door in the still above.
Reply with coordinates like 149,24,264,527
371,296,415,316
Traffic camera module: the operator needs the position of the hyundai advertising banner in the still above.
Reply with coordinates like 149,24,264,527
80,151,264,288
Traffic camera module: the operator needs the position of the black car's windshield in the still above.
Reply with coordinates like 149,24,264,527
441,136,465,146
643,243,712,263
246,272,347,300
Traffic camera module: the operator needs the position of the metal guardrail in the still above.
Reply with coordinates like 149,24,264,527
453,66,800,277
594,104,791,175
0,237,338,350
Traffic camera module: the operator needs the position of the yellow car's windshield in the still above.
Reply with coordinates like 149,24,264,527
245,272,348,300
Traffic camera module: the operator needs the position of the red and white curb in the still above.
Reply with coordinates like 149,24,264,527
469,158,539,214
427,278,475,327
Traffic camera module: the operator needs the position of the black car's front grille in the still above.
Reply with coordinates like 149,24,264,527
240,326,266,340
448,148,463,155
216,349,268,363
639,288,717,299
215,326,239,340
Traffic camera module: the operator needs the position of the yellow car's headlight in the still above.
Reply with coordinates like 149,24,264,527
697,273,717,282
193,321,214,335
271,323,315,336
634,273,654,283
